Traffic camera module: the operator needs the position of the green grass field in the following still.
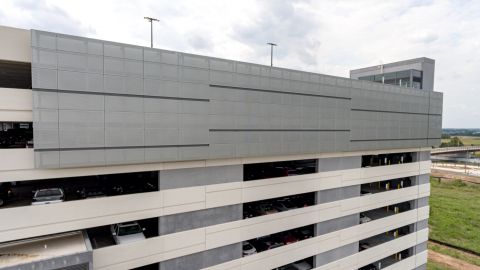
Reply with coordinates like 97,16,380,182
427,260,452,270
441,136,480,146
429,178,480,255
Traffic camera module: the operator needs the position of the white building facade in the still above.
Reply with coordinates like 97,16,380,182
0,25,442,270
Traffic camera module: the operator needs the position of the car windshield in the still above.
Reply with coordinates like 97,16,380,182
118,224,142,236
36,189,62,197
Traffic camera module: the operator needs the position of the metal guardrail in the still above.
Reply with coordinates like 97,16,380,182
431,146,480,154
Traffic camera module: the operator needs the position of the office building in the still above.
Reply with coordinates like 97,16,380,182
350,57,435,91
0,25,442,270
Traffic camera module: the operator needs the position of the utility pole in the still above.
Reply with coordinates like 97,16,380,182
144,17,159,48
267,42,277,67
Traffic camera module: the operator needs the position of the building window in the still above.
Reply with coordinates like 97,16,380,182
0,60,32,89
0,122,33,148
358,69,423,89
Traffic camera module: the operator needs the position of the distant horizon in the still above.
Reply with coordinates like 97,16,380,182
443,128,480,130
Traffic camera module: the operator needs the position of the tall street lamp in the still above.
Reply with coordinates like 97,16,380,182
144,16,159,48
267,42,277,67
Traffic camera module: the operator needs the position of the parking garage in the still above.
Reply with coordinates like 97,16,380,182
0,171,158,208
243,193,315,219
360,177,413,196
359,200,414,225
359,248,412,270
244,159,317,181
86,217,158,249
359,224,413,253
273,257,314,270
243,225,314,257
0,231,91,270
361,152,413,167
0,121,33,148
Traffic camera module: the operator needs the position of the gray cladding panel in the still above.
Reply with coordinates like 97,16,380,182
31,30,443,168
315,214,359,236
314,242,358,267
317,156,361,172
159,243,241,270
316,185,360,204
159,165,242,190
159,205,242,235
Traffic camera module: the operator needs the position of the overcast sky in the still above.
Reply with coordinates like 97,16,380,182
1,0,478,128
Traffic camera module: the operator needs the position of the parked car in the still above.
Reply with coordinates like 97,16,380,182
281,233,298,244
289,195,312,208
251,237,284,252
0,183,14,207
360,213,372,224
242,241,257,256
291,261,312,270
254,203,278,216
76,186,106,199
264,240,284,250
106,181,157,196
32,188,64,205
359,264,377,270
295,166,316,175
359,242,371,251
273,199,298,212
111,221,146,244
293,227,313,240
243,204,255,218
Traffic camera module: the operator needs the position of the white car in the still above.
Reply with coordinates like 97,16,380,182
111,222,146,244
242,241,257,256
360,213,372,224
32,188,64,205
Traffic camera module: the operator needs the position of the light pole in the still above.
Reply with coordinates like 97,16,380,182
267,42,277,67
144,17,159,48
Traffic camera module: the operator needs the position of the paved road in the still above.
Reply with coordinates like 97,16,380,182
431,169,480,184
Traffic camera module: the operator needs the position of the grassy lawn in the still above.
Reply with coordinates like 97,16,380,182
461,136,480,146
427,260,452,270
427,260,453,270
429,178,480,254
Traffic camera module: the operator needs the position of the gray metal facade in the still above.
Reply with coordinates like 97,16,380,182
31,30,443,168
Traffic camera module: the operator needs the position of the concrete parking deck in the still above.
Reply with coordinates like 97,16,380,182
0,231,87,267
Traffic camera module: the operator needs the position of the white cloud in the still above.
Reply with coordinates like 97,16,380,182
1,0,479,128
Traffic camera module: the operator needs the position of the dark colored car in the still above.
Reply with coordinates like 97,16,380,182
281,233,298,244
293,227,313,240
273,199,298,212
243,204,255,218
76,186,107,199
359,264,377,270
107,181,157,196
0,183,14,207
